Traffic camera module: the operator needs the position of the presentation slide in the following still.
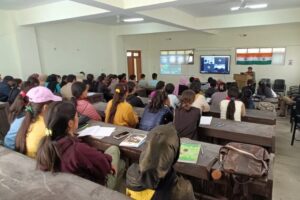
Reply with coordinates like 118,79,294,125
200,56,230,74
160,64,181,75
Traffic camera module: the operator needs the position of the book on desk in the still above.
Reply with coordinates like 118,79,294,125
119,133,147,147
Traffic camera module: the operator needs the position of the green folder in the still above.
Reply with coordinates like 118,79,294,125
178,143,201,164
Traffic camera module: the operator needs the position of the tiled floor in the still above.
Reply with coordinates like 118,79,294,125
273,117,300,200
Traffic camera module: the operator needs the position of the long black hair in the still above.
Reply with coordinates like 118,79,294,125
46,74,59,93
36,101,77,172
71,82,87,107
107,83,128,123
148,91,168,113
226,87,239,120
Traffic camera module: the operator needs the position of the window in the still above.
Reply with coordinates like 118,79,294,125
236,48,285,65
160,49,194,75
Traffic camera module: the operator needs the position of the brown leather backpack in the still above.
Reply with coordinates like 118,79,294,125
219,142,270,178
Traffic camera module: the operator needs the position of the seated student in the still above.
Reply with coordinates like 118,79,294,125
45,74,61,94
174,90,201,140
61,74,76,100
84,74,97,92
105,83,138,128
71,82,101,121
165,83,179,110
242,79,255,95
205,79,217,98
149,81,165,99
190,81,210,113
174,77,189,96
126,81,145,108
97,75,113,102
257,81,275,98
4,79,39,150
118,73,127,84
128,74,137,84
0,76,14,102
148,73,158,88
279,95,300,117
126,124,195,200
108,74,119,94
241,87,255,109
139,91,173,131
188,76,195,88
220,87,246,121
60,75,67,88
36,101,124,189
138,74,147,88
15,86,62,158
211,82,227,110
7,78,22,105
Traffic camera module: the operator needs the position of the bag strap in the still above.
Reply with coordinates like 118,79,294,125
220,145,269,172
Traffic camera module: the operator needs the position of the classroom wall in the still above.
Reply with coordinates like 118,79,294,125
35,21,119,76
120,23,300,88
0,11,21,78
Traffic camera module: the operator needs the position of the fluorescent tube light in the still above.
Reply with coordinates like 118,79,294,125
231,7,240,11
123,18,144,22
247,4,268,9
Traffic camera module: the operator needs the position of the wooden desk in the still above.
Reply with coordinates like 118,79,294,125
206,107,276,125
198,117,275,153
93,102,145,117
0,102,10,140
0,146,129,200
82,121,274,200
87,92,104,103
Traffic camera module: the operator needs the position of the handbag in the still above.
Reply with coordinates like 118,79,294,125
219,142,269,178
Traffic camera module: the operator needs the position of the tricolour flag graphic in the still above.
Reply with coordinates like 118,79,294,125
236,53,273,65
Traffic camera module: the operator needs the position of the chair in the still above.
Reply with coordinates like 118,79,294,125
291,99,300,145
273,79,286,95
288,85,300,97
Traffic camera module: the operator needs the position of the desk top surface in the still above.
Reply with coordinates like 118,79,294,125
0,146,129,200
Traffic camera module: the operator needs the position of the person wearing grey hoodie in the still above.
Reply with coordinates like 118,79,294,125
126,124,195,200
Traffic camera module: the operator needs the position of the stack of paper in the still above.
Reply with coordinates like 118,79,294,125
78,126,115,139
87,92,96,96
199,116,213,125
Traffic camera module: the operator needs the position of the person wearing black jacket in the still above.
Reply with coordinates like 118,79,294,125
0,76,14,102
126,81,145,108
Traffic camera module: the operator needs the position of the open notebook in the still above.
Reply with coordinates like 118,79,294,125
78,126,115,139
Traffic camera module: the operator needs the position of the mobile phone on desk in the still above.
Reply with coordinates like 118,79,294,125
113,131,130,140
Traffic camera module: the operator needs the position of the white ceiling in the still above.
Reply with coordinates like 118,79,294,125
0,0,64,10
4,0,300,34
176,0,300,17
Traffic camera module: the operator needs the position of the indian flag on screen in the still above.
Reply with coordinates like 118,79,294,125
236,53,273,65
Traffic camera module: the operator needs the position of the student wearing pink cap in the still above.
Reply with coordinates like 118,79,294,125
15,86,62,158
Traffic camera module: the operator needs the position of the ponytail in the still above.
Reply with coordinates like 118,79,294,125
36,136,61,172
226,98,236,120
108,83,127,123
36,101,76,172
226,87,239,121
15,103,45,154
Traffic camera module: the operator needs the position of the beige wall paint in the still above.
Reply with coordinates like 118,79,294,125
121,23,300,88
35,21,119,76
0,11,21,78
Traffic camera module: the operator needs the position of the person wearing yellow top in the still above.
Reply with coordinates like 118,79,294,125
15,86,62,158
105,83,138,128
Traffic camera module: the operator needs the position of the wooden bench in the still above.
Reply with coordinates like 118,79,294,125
82,121,274,200
206,107,276,125
199,117,275,153
0,102,10,140
0,146,129,200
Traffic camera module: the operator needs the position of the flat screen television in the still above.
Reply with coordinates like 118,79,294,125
200,55,230,74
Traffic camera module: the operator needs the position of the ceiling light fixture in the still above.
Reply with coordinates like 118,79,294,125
231,3,268,11
123,18,144,22
247,3,268,9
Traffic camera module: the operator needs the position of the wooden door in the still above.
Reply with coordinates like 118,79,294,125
127,50,142,81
